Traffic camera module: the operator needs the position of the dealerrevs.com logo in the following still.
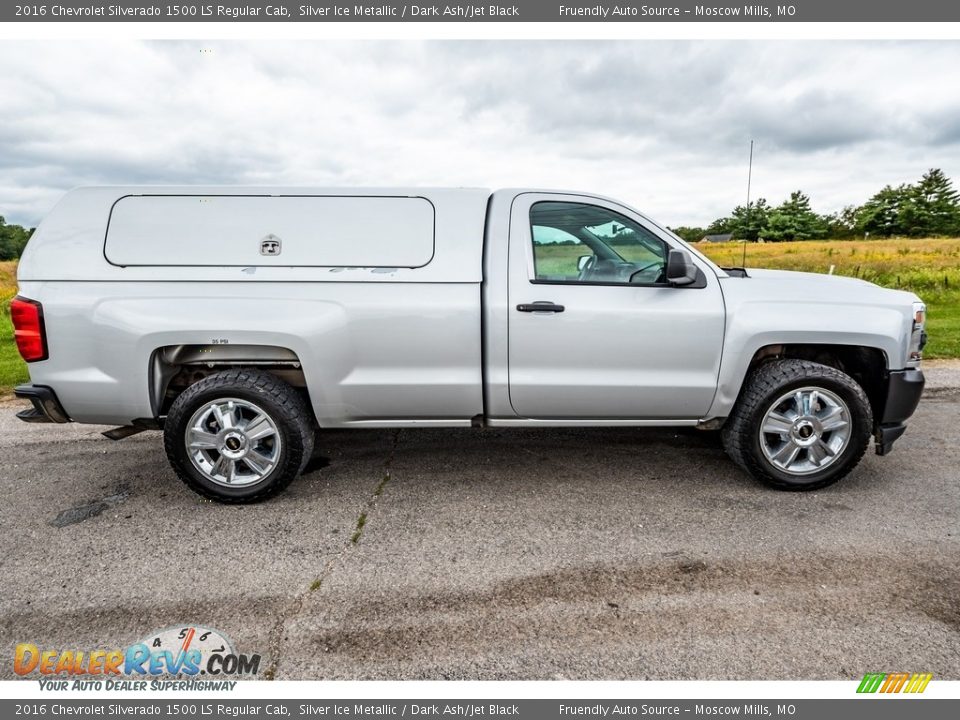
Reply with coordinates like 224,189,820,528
14,625,261,686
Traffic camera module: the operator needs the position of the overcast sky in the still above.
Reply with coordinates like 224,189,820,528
1,40,959,228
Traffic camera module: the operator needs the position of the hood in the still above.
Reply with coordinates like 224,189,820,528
717,267,922,374
726,267,921,306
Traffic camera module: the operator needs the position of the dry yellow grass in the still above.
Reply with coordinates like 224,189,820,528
699,237,960,291
0,260,16,302
700,238,960,358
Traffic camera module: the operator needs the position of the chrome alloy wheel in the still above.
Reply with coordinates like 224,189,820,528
759,386,851,476
185,398,282,487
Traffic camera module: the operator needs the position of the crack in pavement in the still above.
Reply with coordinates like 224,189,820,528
262,429,401,680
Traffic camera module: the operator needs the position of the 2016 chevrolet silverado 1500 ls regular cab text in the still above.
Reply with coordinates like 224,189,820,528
11,188,927,502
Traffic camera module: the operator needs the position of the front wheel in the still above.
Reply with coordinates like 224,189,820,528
721,359,873,491
164,369,314,503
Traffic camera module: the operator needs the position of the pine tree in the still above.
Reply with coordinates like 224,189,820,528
730,198,770,241
911,168,960,236
822,205,859,238
855,184,909,237
762,191,826,241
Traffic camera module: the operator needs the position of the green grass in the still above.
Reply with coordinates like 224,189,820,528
373,472,391,497
0,313,30,394
922,290,960,359
1,261,28,396
351,512,368,544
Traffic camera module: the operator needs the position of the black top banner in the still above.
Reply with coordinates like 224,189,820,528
5,0,960,22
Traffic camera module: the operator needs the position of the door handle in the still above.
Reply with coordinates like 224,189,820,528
517,302,565,313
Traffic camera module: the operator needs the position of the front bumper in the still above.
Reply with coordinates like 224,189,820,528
14,384,71,424
874,368,925,456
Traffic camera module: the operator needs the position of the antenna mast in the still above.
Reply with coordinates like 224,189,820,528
741,140,754,268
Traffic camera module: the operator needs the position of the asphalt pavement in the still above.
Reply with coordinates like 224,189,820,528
1,365,958,680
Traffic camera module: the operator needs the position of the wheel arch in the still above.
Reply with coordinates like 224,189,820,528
745,344,888,421
148,343,314,423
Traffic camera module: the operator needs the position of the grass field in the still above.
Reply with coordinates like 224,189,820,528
697,238,960,360
1,261,29,395
1,239,958,394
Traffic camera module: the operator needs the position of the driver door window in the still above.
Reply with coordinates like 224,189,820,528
530,201,667,285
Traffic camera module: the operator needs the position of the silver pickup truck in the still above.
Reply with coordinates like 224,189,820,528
11,187,926,502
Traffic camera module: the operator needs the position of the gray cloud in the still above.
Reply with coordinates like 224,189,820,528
1,40,959,228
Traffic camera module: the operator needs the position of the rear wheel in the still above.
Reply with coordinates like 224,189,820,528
721,359,872,491
164,369,314,503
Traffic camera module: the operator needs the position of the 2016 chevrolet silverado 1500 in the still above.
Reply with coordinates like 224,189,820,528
11,188,927,502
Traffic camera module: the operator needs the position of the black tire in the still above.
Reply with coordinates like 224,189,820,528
721,359,873,491
164,369,315,503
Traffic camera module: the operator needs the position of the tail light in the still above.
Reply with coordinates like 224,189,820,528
10,296,49,362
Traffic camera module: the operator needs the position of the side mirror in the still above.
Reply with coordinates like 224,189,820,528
666,249,698,286
577,255,593,272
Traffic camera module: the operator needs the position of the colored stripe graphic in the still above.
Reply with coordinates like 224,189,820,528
906,673,933,693
857,672,932,694
886,673,909,693
857,673,886,693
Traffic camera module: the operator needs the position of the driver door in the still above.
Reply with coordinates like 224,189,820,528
507,193,725,420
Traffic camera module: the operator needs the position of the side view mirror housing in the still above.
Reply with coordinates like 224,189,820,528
576,255,593,273
666,249,698,286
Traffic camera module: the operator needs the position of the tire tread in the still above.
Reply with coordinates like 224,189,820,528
163,369,314,503
721,359,872,491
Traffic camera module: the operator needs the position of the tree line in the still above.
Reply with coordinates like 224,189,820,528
671,168,960,243
0,216,34,261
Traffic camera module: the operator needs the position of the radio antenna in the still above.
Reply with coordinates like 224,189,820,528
741,139,754,268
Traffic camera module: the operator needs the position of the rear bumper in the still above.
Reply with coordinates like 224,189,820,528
14,384,71,424
875,368,925,456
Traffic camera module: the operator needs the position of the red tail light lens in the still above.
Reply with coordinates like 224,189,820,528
10,296,48,362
